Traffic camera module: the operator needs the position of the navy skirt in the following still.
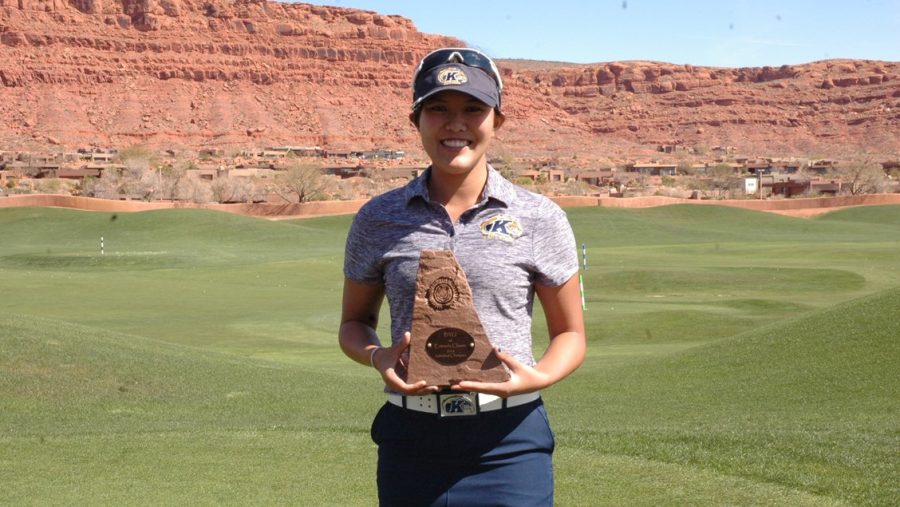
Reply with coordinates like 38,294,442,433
371,398,555,507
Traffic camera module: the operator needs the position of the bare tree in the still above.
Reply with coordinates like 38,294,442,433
114,145,156,199
89,166,147,200
186,176,212,204
154,162,189,201
830,161,888,195
273,162,332,203
210,174,256,203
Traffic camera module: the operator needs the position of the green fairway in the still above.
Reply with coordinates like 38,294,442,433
1,204,898,505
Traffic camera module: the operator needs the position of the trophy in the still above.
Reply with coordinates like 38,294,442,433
406,250,510,386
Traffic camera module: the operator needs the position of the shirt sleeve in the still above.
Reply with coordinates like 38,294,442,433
532,202,579,287
343,207,383,285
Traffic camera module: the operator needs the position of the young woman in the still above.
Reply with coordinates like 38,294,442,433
339,48,586,506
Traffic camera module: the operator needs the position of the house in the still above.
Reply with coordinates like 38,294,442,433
515,168,565,183
324,149,354,159
810,179,842,195
31,153,61,165
25,166,58,179
768,177,809,197
575,170,616,187
266,146,325,158
772,159,804,174
285,146,324,157
323,165,364,179
187,168,219,181
629,162,677,176
745,161,773,175
3,161,28,175
544,169,564,182
365,167,420,181
90,152,117,163
576,169,642,188
808,159,836,175
351,149,405,160
82,163,123,176
57,167,103,180
228,167,277,179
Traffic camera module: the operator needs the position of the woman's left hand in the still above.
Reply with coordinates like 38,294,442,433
454,275,587,398
451,347,548,397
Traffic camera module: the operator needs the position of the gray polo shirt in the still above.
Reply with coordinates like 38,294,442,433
344,166,578,365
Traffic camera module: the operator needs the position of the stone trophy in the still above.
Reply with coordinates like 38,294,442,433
406,250,510,386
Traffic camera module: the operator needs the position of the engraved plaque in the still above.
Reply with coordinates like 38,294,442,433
426,328,476,366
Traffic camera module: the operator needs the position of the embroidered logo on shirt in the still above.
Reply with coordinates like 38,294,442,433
480,215,524,242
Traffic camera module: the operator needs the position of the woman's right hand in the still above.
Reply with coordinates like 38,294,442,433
373,331,439,395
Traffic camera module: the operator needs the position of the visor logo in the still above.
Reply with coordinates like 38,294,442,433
437,67,468,86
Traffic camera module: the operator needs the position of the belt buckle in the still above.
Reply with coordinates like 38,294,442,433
438,392,479,417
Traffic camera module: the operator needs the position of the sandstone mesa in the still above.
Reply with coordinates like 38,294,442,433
0,0,898,162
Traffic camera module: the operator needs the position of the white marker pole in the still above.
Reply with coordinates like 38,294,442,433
579,273,586,310
579,243,586,310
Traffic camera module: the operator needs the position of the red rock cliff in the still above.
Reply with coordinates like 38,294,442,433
0,0,461,150
0,0,897,160
498,59,899,160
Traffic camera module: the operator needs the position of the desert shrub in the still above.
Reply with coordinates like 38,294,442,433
273,162,333,203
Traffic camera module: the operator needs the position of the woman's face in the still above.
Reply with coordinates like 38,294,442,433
413,91,504,177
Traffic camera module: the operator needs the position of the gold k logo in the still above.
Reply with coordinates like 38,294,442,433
437,67,468,86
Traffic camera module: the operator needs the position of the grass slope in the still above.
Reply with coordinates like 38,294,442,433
1,204,898,505
0,314,383,505
552,287,899,506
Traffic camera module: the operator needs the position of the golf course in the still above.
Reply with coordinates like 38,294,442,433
1,203,898,506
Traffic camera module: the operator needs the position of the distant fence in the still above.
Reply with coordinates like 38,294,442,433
1,193,899,218
0,194,367,218
554,194,900,213
595,194,900,210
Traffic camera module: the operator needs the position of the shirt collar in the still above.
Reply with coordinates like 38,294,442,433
405,165,516,208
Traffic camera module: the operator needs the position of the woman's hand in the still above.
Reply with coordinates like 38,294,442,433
340,278,437,394
452,347,549,397
453,275,587,398
374,331,440,395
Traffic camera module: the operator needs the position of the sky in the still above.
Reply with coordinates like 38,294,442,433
299,0,899,67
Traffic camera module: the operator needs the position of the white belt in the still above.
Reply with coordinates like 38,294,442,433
388,391,540,415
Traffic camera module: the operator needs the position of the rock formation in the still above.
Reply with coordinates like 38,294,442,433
499,59,899,160
0,0,897,160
